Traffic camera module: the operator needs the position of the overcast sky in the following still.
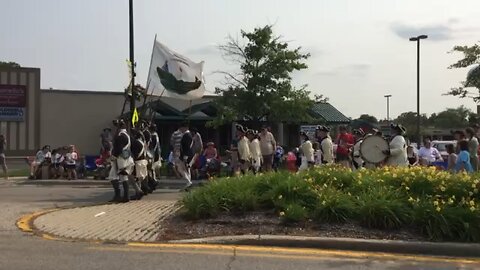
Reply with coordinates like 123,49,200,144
2,0,480,119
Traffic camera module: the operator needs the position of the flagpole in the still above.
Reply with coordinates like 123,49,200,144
128,0,136,130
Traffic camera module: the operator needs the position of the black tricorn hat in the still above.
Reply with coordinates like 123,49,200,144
353,128,366,136
390,123,406,134
299,131,309,137
316,125,330,132
236,124,247,133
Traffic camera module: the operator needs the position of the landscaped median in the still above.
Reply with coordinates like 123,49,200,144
161,165,480,243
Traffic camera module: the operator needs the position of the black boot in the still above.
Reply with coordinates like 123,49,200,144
141,181,151,195
121,181,130,203
109,180,121,203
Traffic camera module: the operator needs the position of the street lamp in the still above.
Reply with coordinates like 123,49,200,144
409,34,428,145
384,94,392,121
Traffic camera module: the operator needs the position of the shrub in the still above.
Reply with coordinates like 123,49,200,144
355,186,412,230
281,203,308,223
180,166,480,242
312,188,356,223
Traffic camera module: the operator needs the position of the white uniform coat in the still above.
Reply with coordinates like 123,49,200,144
320,136,334,164
249,138,262,171
386,135,408,167
353,139,364,169
299,140,314,171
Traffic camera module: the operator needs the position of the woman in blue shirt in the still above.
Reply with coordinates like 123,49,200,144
455,140,473,173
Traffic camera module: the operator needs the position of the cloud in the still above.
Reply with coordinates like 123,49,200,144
390,22,453,41
314,64,371,77
186,44,218,55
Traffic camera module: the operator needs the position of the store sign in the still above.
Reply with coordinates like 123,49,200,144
0,85,26,121
300,125,317,141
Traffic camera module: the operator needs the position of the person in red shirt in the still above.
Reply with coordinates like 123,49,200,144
336,125,354,168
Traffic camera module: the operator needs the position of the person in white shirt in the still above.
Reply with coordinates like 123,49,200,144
299,131,314,172
418,138,443,165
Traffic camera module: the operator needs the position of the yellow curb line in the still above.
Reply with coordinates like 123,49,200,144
16,209,59,233
16,211,480,265
114,243,480,265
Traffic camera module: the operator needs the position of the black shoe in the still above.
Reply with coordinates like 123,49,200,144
109,181,122,203
141,181,151,195
121,181,130,203
130,192,144,201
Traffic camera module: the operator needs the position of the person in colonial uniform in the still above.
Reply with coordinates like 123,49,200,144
384,123,408,167
247,129,262,174
148,123,161,190
352,128,365,170
316,125,334,165
130,128,148,200
299,131,314,171
236,124,251,174
109,119,134,203
177,122,194,189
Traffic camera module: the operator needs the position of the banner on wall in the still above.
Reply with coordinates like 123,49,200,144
0,85,26,121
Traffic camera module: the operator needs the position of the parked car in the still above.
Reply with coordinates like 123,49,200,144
432,140,456,161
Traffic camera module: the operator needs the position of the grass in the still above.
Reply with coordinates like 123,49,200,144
7,168,30,177
182,165,480,242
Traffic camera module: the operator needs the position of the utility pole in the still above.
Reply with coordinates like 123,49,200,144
409,34,428,144
129,0,135,126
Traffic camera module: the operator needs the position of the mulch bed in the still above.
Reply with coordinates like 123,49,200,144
157,210,426,242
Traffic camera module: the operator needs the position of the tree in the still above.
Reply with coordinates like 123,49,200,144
357,114,378,124
210,25,315,126
0,61,20,68
394,112,429,139
445,43,480,101
428,106,472,128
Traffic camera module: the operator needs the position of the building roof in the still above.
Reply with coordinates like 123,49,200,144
309,102,351,124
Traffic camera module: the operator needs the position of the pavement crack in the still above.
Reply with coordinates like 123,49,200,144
226,247,236,270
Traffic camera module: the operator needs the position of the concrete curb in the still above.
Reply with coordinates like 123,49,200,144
16,179,205,187
169,235,480,258
17,207,480,259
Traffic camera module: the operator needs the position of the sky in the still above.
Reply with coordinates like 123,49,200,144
2,0,480,119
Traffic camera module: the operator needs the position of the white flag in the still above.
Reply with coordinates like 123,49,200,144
147,41,205,100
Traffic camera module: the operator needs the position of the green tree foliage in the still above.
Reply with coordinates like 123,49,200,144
446,43,480,101
211,25,316,126
357,114,378,124
394,112,429,138
428,106,472,128
0,61,20,68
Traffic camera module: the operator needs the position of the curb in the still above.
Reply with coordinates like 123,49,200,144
16,179,206,187
19,209,480,259
169,235,480,258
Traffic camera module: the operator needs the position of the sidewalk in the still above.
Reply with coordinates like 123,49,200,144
33,199,181,242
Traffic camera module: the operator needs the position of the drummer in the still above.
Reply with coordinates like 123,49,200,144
352,128,365,170
383,123,408,167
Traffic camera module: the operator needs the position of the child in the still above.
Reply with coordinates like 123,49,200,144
273,145,284,171
446,144,457,172
455,140,473,173
65,145,78,180
51,148,65,179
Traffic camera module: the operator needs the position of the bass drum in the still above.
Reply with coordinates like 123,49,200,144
360,135,389,164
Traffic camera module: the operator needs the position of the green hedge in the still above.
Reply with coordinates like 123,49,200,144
182,165,480,242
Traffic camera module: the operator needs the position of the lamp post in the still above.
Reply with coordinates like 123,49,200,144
129,0,136,125
409,34,428,144
384,94,392,121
